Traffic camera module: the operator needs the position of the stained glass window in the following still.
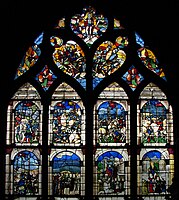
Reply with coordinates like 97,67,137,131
4,4,176,200
93,82,130,199
137,83,174,199
5,83,42,197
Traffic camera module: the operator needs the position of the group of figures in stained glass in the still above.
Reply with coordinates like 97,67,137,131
141,100,167,144
5,5,174,199
52,100,82,144
97,101,126,144
15,101,40,144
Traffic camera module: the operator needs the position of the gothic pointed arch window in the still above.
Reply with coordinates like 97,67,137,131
4,4,176,200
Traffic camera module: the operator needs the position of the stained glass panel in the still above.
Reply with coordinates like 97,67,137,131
97,101,127,144
94,82,130,146
51,37,86,89
70,6,108,47
35,65,57,91
5,148,42,196
51,100,82,144
93,149,130,197
14,101,40,144
49,82,85,146
13,150,40,195
6,83,42,146
137,148,174,199
137,47,167,81
48,149,85,196
14,32,44,79
137,83,174,146
122,65,144,90
93,38,127,88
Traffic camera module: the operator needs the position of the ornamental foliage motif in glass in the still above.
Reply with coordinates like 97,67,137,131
92,36,128,88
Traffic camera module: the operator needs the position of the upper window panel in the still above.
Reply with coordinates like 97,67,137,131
7,83,42,146
49,82,85,146
137,83,174,146
94,82,130,146
13,7,167,94
50,37,86,89
14,32,44,80
35,65,57,91
70,6,108,47
93,36,128,88
135,32,167,81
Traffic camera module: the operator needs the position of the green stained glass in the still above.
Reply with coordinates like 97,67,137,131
97,101,126,144
52,151,81,195
14,101,40,144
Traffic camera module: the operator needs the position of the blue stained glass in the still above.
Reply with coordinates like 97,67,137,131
97,101,126,144
14,101,40,144
13,150,39,195
98,101,126,119
135,32,144,47
97,151,123,162
52,151,81,195
142,100,167,119
143,150,162,160
34,32,44,45
14,151,39,170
